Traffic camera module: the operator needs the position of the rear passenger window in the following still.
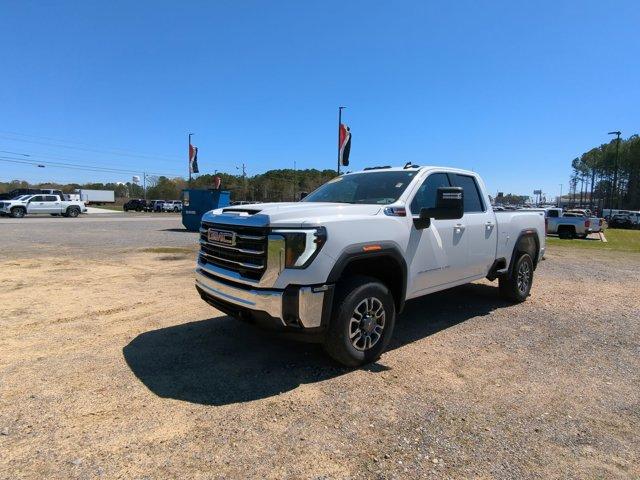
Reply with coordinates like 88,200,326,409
453,174,484,213
45,196,58,201
410,173,450,214
31,196,43,202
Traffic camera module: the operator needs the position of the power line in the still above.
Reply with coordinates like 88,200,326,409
0,132,240,169
0,131,182,162
0,150,30,156
0,156,183,177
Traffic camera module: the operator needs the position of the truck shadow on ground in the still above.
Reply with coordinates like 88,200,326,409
123,283,509,406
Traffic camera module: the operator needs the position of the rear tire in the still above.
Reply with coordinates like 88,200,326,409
558,226,575,239
11,207,26,218
499,253,534,303
323,276,396,367
66,207,80,218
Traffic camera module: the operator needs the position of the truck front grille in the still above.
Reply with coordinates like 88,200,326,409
199,221,268,280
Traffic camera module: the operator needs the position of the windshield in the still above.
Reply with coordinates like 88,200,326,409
12,195,29,200
302,171,417,204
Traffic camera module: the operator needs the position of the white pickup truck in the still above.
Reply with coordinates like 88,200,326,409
544,208,601,238
195,165,545,366
0,194,87,218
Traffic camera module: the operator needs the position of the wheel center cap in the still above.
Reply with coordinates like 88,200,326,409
361,315,375,333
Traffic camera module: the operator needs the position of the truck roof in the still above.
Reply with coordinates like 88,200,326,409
349,165,478,176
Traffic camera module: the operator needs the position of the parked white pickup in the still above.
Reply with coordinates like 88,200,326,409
545,208,601,238
195,165,545,366
0,194,87,218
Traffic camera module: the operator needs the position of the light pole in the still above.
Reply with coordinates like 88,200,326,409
337,106,346,174
559,183,563,207
607,131,621,210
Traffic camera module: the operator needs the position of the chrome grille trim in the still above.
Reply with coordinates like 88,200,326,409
199,252,264,270
198,239,264,255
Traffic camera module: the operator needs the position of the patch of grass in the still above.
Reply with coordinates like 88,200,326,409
142,247,196,255
91,204,123,211
546,229,640,253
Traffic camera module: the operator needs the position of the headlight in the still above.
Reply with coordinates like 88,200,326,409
273,227,327,268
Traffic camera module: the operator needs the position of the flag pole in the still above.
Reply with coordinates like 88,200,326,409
188,133,193,185
337,106,345,174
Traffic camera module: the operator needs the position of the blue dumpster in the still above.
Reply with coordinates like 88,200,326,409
181,189,230,232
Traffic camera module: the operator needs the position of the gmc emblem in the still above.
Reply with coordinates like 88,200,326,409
208,229,236,246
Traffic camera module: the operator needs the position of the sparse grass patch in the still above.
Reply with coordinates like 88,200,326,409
142,247,196,255
546,229,640,253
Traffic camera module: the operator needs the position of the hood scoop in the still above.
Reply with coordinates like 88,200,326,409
221,208,262,215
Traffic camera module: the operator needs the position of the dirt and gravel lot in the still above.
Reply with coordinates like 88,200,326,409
1,216,639,479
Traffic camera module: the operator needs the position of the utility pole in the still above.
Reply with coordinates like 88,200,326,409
337,106,346,174
559,183,563,207
607,131,621,210
143,172,147,200
293,159,297,201
237,163,247,200
188,133,194,185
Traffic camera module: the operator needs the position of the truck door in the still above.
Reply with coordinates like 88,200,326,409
450,174,496,277
26,195,46,214
42,195,62,213
406,172,469,297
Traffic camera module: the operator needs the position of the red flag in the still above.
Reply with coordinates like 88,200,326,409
339,123,351,167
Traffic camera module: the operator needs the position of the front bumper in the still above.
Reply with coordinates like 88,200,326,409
195,266,334,332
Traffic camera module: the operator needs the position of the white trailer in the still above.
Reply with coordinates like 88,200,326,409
75,189,115,204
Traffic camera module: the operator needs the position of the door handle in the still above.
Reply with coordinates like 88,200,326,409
485,221,495,229
454,224,466,233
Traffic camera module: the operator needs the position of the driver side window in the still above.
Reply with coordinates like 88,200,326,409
410,173,450,215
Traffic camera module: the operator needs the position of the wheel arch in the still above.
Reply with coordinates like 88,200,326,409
508,229,541,275
327,242,407,313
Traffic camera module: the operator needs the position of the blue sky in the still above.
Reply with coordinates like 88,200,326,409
1,0,638,198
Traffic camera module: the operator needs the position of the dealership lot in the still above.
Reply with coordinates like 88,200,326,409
1,216,639,478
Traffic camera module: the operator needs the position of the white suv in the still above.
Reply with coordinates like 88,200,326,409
162,200,182,212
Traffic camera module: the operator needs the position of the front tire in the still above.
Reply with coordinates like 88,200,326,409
499,253,534,303
324,276,396,367
11,207,26,218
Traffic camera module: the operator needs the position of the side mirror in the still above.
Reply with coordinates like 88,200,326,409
413,187,464,230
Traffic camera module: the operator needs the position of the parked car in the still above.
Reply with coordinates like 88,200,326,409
609,214,635,229
194,165,545,366
0,194,86,218
147,200,165,212
0,188,41,200
162,200,182,212
123,199,148,212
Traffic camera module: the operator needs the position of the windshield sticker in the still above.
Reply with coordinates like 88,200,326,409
395,183,404,188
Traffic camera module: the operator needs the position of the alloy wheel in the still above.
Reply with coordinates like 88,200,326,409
349,297,386,351
517,260,531,295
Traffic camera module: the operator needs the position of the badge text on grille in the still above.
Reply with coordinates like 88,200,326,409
208,229,236,246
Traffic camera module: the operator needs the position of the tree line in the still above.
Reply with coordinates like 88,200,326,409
569,134,640,210
0,168,338,203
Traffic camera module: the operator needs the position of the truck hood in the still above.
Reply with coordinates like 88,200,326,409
204,202,383,228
